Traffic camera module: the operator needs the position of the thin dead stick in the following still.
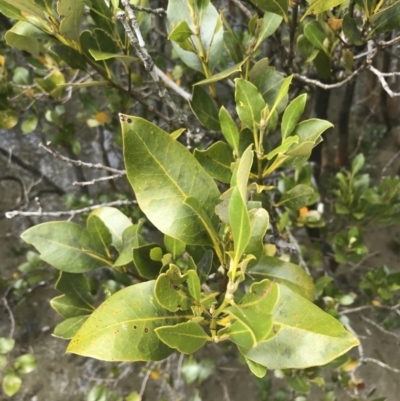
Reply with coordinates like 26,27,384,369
39,142,125,175
341,303,400,315
369,65,400,98
5,200,136,219
129,3,165,15
363,357,400,373
2,293,15,338
230,0,253,19
361,315,400,340
118,1,192,130
155,66,192,102
73,174,125,187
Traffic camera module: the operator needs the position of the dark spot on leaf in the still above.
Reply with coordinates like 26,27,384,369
127,118,132,123
177,304,181,309
174,285,180,290
144,328,148,333
134,326,137,329
119,114,125,121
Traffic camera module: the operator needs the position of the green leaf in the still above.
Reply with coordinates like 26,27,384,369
281,94,307,140
242,284,359,369
89,0,115,36
155,321,209,354
0,355,7,370
0,0,24,20
87,207,132,252
168,20,194,42
21,222,112,273
255,12,283,50
248,0,288,22
225,280,279,348
235,78,266,130
5,25,40,56
154,265,199,311
352,153,364,175
34,70,66,100
51,44,87,70
291,119,333,143
121,115,221,247
166,0,223,73
164,235,186,260
57,0,85,41
303,0,346,18
287,376,311,393
342,13,363,46
80,29,117,69
113,223,144,267
0,110,19,130
265,136,299,160
53,315,89,339
1,0,44,19
87,384,107,401
50,272,95,318
14,354,37,374
0,338,15,354
21,114,38,134
197,250,213,282
296,34,316,61
133,244,163,279
244,208,269,260
304,21,329,54
194,141,234,183
269,75,292,118
276,184,315,210
67,281,189,361
219,106,240,155
88,49,138,64
249,256,315,300
243,355,267,378
194,60,247,85
2,371,21,397
369,2,400,36
190,86,220,131
223,31,243,63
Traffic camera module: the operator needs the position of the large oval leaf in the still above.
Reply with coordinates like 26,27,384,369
21,222,112,273
67,281,190,361
121,115,221,246
242,284,359,369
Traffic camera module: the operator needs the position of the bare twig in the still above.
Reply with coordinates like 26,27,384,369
5,200,136,219
73,174,125,187
129,3,165,15
230,0,253,19
361,315,400,340
155,66,192,102
293,65,366,90
381,149,400,178
2,291,15,338
341,303,400,315
118,1,192,130
39,142,125,175
363,357,400,373
368,65,400,98
139,362,158,397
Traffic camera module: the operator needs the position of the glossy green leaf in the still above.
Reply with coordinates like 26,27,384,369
155,265,200,311
155,321,209,354
249,0,288,22
133,244,163,279
342,14,363,46
0,355,7,370
57,0,85,41
219,106,240,155
87,216,112,259
296,34,316,61
0,110,18,130
225,280,279,348
255,12,283,49
249,255,315,300
21,222,112,273
287,376,311,393
369,2,400,36
121,115,220,247
304,21,328,54
50,272,95,318
166,0,223,73
276,184,315,210
190,86,220,131
0,0,24,20
244,355,267,378
67,281,189,361
290,119,333,144
244,208,269,260
168,20,194,43
281,94,307,140
304,0,346,18
2,371,21,397
14,354,37,374
20,114,38,134
243,284,359,369
88,49,138,64
194,141,234,183
89,0,115,36
5,27,39,56
223,31,243,63
1,0,44,19
35,70,65,100
269,75,292,118
114,223,144,267
0,338,15,354
88,207,132,252
164,235,186,260
54,316,90,339
197,250,213,281
80,29,117,69
87,383,107,401
194,60,247,85
235,78,266,130
265,136,299,160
